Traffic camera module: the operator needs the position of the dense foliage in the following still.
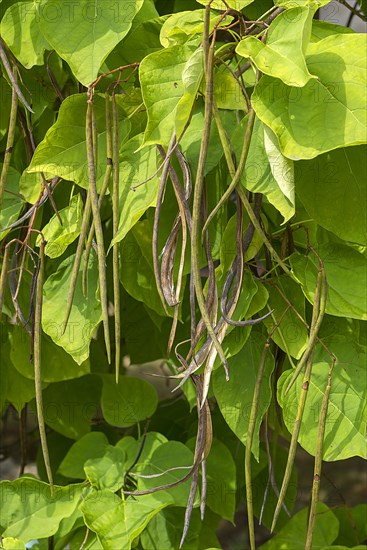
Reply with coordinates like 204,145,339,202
0,1,366,549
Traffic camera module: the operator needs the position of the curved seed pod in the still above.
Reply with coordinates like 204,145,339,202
271,264,327,532
86,92,111,363
82,92,113,296
152,134,177,315
34,238,54,493
0,66,18,208
190,16,229,378
112,92,121,382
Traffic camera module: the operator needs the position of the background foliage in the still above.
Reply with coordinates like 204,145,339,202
0,1,366,549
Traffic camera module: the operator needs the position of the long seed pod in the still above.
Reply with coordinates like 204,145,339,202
0,244,10,316
285,258,327,393
34,238,54,493
211,104,292,278
82,93,113,296
152,134,177,316
62,194,92,333
245,308,289,550
112,92,121,382
271,267,326,532
305,357,335,550
202,99,256,236
0,66,18,208
86,91,111,363
191,6,228,377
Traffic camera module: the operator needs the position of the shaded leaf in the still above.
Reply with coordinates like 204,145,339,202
9,326,90,382
296,145,367,246
40,375,101,439
100,374,158,428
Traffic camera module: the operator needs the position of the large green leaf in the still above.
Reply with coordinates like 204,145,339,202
80,488,169,550
111,134,159,246
212,337,275,460
252,34,367,159
37,193,83,258
37,0,144,85
39,375,101,439
42,251,102,364
278,356,367,460
0,1,50,67
0,478,83,541
233,117,295,223
139,44,196,146
259,503,338,549
290,245,367,321
236,7,315,87
9,326,90,382
100,374,158,427
58,431,109,479
27,93,130,191
84,445,126,492
296,145,367,246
